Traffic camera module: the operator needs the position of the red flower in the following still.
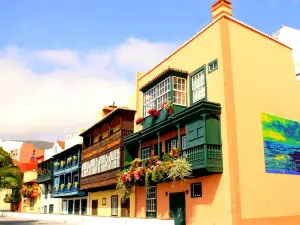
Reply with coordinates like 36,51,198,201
148,109,159,118
135,117,144,125
121,173,127,183
160,103,164,109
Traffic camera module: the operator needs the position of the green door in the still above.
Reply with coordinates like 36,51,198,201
169,192,186,225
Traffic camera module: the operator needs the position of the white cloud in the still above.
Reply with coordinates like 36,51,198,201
37,49,80,67
0,38,178,141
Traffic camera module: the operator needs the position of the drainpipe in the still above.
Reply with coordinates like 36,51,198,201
157,132,160,156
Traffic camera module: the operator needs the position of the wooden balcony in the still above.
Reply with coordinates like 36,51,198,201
180,144,222,173
80,168,120,190
82,129,133,162
37,170,52,184
52,185,85,198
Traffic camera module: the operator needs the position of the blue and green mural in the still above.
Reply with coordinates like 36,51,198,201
262,113,300,175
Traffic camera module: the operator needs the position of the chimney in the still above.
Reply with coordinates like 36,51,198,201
211,0,232,20
102,105,117,118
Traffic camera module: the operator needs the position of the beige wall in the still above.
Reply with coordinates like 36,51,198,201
228,19,300,220
0,190,11,211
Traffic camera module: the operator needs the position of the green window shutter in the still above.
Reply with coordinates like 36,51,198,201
185,119,205,148
205,116,221,145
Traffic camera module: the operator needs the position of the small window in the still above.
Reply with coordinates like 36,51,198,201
167,139,177,153
141,148,151,160
30,198,34,208
191,183,202,198
182,136,186,150
191,69,206,103
146,186,157,218
208,59,218,73
111,195,118,216
144,87,157,117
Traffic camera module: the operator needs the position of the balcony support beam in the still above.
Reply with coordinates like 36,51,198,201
177,124,181,151
139,140,142,158
157,132,160,156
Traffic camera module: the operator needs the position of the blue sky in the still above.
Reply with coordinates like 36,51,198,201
0,0,299,141
1,0,299,50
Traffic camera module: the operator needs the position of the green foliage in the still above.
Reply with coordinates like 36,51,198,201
167,158,192,181
0,147,22,190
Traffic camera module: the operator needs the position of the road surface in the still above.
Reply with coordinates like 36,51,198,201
0,217,70,225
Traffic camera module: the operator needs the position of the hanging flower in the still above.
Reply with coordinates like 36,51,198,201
67,183,72,190
55,185,59,191
148,109,159,118
73,155,78,161
60,184,65,190
60,160,65,167
54,162,60,167
74,182,78,189
135,117,144,125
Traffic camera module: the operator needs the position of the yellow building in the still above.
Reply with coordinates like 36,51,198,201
121,1,300,225
21,171,41,213
79,106,136,217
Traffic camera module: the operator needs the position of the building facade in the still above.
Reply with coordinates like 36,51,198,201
21,171,41,213
52,141,87,215
122,1,300,225
79,106,135,217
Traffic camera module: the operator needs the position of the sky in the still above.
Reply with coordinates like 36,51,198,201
0,0,299,142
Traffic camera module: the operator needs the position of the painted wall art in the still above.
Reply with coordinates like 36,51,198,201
262,113,300,175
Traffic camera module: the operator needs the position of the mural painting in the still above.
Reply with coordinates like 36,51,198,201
262,113,300,174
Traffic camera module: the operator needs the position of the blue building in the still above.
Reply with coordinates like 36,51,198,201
52,143,87,215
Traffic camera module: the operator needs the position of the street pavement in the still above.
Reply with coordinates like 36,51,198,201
0,217,70,225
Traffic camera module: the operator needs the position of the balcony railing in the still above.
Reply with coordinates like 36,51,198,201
180,144,223,172
54,160,79,175
52,184,85,197
37,170,52,184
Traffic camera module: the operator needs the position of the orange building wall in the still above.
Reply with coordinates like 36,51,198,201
224,17,300,225
134,19,233,225
136,175,223,225
19,144,44,163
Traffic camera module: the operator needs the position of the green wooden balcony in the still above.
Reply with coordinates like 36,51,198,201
180,144,222,172
37,170,52,184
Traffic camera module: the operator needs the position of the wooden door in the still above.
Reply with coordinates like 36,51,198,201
121,198,130,217
92,200,98,216
169,192,186,225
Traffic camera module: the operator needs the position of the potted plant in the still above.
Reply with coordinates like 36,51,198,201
4,194,12,203
60,184,65,190
67,157,72,164
54,162,60,167
74,182,78,189
55,185,59,191
67,183,72,190
135,117,144,125
73,155,78,161
148,109,159,118
163,101,174,115
60,160,65,167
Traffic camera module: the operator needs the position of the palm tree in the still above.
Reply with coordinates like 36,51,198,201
0,147,22,190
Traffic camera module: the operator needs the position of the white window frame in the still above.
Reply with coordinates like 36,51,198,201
141,148,151,160
182,136,186,150
146,186,156,213
192,70,206,103
167,139,177,152
144,87,156,117
156,77,171,109
111,195,118,216
173,76,186,106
